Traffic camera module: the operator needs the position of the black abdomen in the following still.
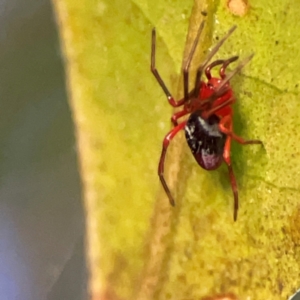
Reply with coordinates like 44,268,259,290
185,112,226,170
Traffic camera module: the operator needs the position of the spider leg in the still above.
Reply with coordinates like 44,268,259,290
183,21,205,101
219,115,262,145
202,54,254,107
158,121,187,206
205,59,225,80
214,54,254,100
202,97,235,119
228,162,239,221
219,115,262,220
194,25,237,97
204,56,238,80
220,116,238,221
171,108,190,126
151,28,185,107
220,56,239,79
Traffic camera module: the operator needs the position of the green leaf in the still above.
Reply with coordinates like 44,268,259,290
52,0,300,299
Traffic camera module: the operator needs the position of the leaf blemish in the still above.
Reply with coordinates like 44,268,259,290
227,0,249,17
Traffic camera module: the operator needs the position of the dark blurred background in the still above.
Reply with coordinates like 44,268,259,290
0,0,87,299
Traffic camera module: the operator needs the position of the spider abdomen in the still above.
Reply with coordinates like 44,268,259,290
185,112,226,170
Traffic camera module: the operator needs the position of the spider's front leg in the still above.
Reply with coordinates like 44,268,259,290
193,26,237,98
158,121,187,206
151,29,186,108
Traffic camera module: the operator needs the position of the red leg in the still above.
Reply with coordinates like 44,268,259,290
205,60,224,80
219,115,262,145
222,120,239,221
205,56,238,80
219,56,239,79
228,164,239,221
158,121,187,206
203,57,237,105
193,25,237,97
214,54,254,99
203,54,254,107
171,108,189,126
151,29,186,107
220,116,262,220
204,56,238,81
202,97,235,119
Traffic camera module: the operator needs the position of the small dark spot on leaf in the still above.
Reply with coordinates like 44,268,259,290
201,11,208,16
216,36,219,41
177,274,187,283
242,90,252,97
277,279,284,293
275,40,279,45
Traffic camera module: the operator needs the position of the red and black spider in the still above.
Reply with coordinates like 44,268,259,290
151,22,262,221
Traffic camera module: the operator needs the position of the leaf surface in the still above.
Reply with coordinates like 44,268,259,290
52,0,300,299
